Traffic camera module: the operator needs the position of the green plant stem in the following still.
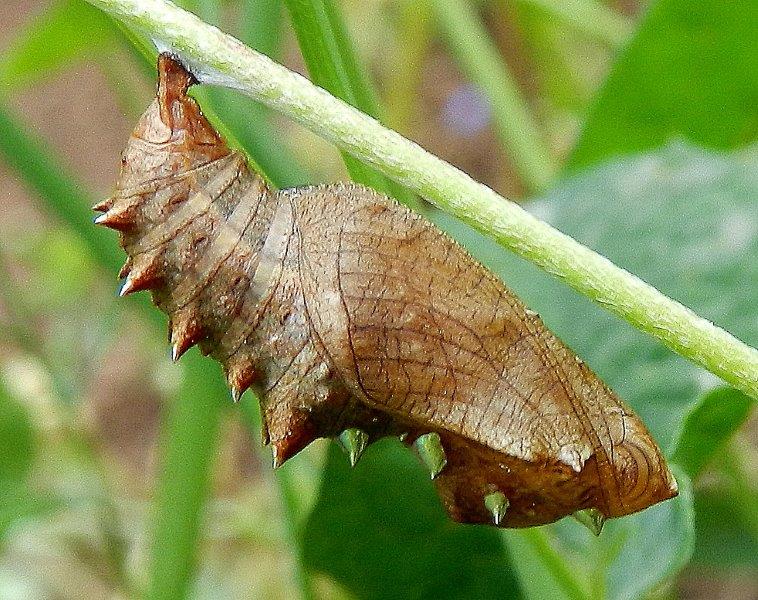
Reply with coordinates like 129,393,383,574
81,0,758,399
514,0,632,47
430,0,557,194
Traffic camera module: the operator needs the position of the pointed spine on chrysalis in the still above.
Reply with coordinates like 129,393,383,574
572,508,605,536
338,428,369,467
484,492,509,526
414,433,448,479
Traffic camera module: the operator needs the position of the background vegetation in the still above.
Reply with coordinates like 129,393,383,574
0,0,755,598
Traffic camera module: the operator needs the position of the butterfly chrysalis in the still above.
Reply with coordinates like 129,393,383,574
94,54,677,530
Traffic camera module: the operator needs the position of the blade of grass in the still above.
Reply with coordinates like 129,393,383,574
0,104,124,273
514,0,632,48
507,2,587,112
283,0,382,187
147,354,228,600
0,100,224,600
384,0,433,132
0,0,117,88
283,0,419,208
233,0,309,186
430,0,557,194
318,1,379,111
236,401,317,600
241,0,283,58
83,0,758,399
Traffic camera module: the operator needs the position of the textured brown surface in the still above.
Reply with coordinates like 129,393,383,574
95,54,678,528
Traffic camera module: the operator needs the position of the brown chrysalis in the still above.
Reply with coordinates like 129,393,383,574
94,54,677,529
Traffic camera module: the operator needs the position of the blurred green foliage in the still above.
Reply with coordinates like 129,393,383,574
303,442,521,600
673,387,753,480
569,0,758,168
0,0,117,88
0,382,36,484
0,0,755,598
0,382,60,545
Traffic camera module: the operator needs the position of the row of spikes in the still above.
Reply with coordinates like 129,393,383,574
93,198,165,297
94,198,258,399
336,428,605,535
94,197,202,355
94,199,604,535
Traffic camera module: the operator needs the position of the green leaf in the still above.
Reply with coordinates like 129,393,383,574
672,387,753,480
602,466,694,600
302,441,522,599
692,443,758,570
0,0,117,88
569,0,758,168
